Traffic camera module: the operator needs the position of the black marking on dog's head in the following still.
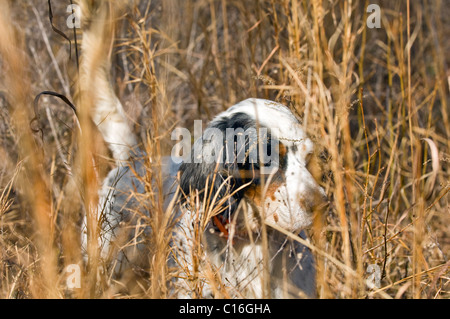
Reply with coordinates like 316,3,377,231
179,112,284,219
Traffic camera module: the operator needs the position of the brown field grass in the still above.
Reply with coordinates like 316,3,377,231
0,0,449,299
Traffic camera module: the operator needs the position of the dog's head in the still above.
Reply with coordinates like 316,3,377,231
179,98,326,234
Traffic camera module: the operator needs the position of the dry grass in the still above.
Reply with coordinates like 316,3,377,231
0,0,449,299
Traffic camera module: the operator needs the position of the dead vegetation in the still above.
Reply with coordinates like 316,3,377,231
0,0,449,298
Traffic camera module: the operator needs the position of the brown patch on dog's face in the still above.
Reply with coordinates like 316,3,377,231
242,141,287,216
272,212,279,223
278,143,287,159
244,178,283,207
241,178,285,233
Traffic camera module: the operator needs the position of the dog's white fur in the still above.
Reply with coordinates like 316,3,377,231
79,2,325,298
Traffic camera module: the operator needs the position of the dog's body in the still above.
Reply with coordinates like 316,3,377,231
79,2,325,298
172,98,325,298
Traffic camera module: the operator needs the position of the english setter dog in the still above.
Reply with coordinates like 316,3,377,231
79,1,326,298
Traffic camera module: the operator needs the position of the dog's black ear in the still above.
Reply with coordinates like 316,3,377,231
179,112,258,217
